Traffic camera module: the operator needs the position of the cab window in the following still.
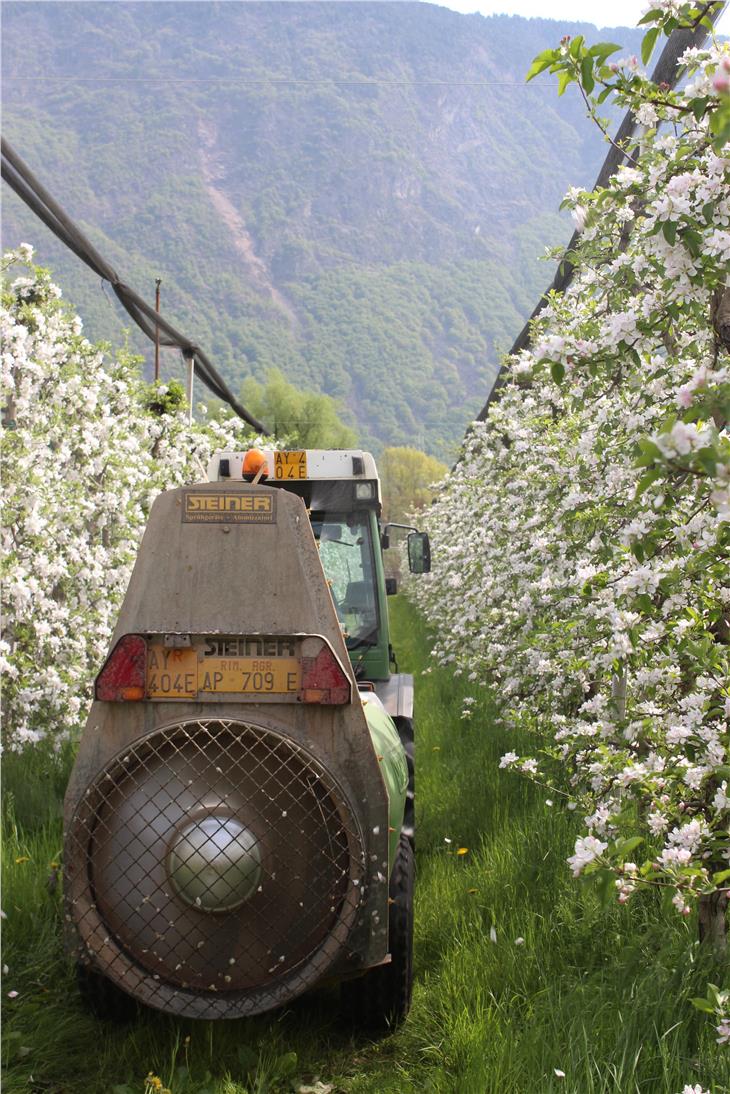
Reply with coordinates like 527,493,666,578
311,512,378,647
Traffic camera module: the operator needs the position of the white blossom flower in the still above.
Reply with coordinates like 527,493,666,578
567,836,607,877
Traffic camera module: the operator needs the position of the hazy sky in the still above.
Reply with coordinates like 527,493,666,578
432,0,730,33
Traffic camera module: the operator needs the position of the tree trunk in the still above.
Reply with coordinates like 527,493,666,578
712,284,730,354
698,889,728,954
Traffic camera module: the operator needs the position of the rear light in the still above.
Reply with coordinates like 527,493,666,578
299,646,350,705
96,635,147,701
242,449,269,480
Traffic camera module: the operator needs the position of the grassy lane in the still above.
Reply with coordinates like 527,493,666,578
2,597,728,1093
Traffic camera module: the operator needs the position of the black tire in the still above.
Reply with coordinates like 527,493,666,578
340,833,414,1031
393,716,414,848
75,962,137,1022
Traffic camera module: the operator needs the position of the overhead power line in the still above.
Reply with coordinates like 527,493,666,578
3,75,548,87
1,137,268,434
475,2,727,425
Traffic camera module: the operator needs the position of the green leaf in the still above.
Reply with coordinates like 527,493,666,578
557,70,573,97
638,9,662,26
635,467,663,498
712,869,730,884
614,836,644,855
569,35,584,59
581,55,595,93
588,42,622,60
236,1045,259,1071
596,86,613,105
635,437,662,467
696,448,717,477
710,105,730,151
682,229,703,258
641,27,660,66
691,997,716,1014
593,867,617,907
274,1051,298,1078
526,51,558,82
661,220,677,245
551,361,565,384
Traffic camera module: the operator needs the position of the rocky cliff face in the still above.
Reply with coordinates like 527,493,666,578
2,2,640,455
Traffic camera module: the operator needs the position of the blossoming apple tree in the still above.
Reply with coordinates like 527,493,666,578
1,246,264,753
411,2,730,969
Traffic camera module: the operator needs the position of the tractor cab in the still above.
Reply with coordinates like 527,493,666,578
206,448,431,690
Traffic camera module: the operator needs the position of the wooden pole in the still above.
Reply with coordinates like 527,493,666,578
154,278,161,380
185,351,194,424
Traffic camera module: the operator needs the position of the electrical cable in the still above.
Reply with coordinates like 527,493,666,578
474,2,727,424
1,137,269,434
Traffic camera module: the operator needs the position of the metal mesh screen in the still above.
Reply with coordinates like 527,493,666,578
65,719,364,1019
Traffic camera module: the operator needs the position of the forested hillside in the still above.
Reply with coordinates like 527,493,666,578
2,2,639,455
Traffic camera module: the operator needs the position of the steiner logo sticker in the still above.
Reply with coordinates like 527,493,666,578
182,492,276,524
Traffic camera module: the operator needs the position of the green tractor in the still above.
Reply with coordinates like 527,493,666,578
64,448,430,1029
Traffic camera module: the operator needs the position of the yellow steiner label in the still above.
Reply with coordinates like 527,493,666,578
182,492,275,523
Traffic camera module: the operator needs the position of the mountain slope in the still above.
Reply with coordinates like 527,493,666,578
2,2,640,455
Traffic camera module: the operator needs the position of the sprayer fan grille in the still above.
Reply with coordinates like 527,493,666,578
66,719,364,1019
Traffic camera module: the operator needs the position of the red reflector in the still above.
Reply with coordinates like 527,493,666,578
299,647,350,705
96,635,147,701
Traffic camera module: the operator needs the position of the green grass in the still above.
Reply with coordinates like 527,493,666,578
2,597,729,1093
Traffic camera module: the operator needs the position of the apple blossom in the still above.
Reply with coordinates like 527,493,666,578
409,18,730,952
1,248,271,752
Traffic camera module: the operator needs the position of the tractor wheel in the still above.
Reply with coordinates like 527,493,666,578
75,962,137,1022
341,833,414,1031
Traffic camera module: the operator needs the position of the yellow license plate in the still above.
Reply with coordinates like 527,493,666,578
147,647,198,698
199,658,300,694
146,646,300,699
274,450,307,481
